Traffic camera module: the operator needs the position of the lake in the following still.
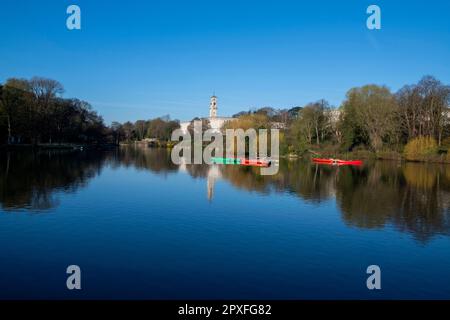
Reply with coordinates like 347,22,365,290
1,146,449,299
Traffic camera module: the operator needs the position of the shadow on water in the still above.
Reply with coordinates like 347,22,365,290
1,146,450,242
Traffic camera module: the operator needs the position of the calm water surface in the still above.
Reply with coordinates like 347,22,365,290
1,147,449,299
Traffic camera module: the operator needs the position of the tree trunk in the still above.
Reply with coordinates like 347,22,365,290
7,115,11,144
315,126,320,145
5,151,10,177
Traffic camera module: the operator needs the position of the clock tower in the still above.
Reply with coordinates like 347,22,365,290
209,95,217,118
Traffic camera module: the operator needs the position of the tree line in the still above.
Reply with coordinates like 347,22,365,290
225,75,450,158
110,116,180,144
0,76,180,146
3,75,449,159
0,77,109,145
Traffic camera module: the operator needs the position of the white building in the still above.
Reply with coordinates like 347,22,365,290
208,95,235,133
180,95,235,134
179,122,190,135
329,109,341,124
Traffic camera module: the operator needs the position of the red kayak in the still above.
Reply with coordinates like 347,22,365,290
312,158,362,166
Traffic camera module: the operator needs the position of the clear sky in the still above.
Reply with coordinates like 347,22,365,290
1,0,449,124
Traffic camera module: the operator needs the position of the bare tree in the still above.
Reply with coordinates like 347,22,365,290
135,120,147,140
27,77,65,143
397,76,450,145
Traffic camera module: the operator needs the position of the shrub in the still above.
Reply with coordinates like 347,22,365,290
441,137,450,149
403,136,438,161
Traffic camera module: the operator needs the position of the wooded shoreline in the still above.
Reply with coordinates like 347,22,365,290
2,75,450,164
4,141,450,165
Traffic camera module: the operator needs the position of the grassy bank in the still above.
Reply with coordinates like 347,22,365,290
285,148,450,164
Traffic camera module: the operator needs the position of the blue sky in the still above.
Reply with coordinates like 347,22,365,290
1,0,449,124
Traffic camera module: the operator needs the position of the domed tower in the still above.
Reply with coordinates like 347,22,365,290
209,95,217,118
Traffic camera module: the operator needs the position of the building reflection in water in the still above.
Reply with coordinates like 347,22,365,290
207,165,221,201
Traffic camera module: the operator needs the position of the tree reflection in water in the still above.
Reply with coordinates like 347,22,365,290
0,149,107,211
1,146,449,242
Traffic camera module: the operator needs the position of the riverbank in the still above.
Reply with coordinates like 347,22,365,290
8,142,450,165
120,140,177,148
284,148,450,164
0,143,118,150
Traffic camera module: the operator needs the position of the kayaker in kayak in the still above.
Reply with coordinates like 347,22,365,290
312,158,362,166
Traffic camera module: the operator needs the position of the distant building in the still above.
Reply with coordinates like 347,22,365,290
329,109,341,124
207,95,235,133
270,122,286,129
180,95,235,134
179,95,295,135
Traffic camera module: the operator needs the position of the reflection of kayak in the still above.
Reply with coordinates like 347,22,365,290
241,159,271,167
211,157,271,167
312,158,362,166
211,157,240,164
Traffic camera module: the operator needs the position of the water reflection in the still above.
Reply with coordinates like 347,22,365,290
0,149,107,211
1,146,450,242
113,145,178,174
336,162,450,242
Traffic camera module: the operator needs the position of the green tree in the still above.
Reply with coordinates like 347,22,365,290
341,85,399,152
